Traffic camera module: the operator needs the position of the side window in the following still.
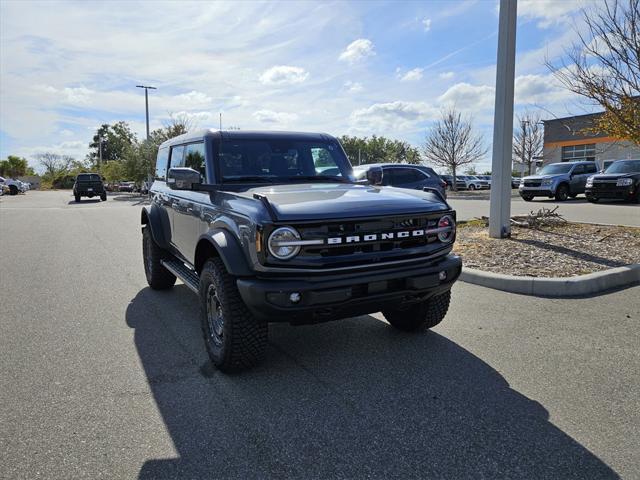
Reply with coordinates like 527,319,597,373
170,145,185,169
585,163,597,174
572,164,585,175
155,147,169,179
394,168,424,185
382,168,395,186
185,142,206,180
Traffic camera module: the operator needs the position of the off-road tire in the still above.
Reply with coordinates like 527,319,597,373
383,290,451,332
142,227,176,290
555,184,569,201
100,193,107,201
521,193,534,202
9,185,18,196
75,194,81,202
199,257,267,373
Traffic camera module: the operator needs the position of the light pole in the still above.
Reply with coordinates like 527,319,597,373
521,119,529,176
136,85,156,140
98,135,107,166
489,0,517,239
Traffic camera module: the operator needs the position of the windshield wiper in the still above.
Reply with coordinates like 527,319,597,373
279,175,350,183
222,176,277,183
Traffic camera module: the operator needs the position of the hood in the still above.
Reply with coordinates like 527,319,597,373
236,183,450,221
591,172,637,180
523,174,563,181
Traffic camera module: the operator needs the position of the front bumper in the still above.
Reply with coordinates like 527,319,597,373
586,185,635,199
237,254,462,323
519,185,555,197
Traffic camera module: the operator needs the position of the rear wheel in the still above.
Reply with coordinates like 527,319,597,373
383,290,451,332
100,193,107,201
199,257,267,372
555,184,569,201
142,227,176,290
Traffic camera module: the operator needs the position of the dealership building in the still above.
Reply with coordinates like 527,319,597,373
542,112,640,171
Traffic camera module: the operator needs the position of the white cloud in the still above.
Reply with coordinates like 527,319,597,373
438,82,495,110
439,71,455,80
344,81,363,93
253,109,298,125
518,0,584,28
422,18,432,31
514,74,574,104
339,39,375,63
259,65,309,86
350,101,435,132
399,68,424,82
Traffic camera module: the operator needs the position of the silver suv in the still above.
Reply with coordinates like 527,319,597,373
519,161,598,201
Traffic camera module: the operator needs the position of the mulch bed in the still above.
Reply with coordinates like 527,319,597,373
454,222,640,277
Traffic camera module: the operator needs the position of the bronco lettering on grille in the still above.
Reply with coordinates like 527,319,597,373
326,228,437,245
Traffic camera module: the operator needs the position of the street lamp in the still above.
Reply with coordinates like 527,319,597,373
136,85,157,140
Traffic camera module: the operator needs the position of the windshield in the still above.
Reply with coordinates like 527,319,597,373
537,163,573,175
604,160,640,174
218,139,353,183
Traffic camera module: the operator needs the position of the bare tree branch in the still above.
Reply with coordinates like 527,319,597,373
422,108,487,190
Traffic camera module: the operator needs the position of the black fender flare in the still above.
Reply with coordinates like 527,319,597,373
195,229,252,277
141,205,171,249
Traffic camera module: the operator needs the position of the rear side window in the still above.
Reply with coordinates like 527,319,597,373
170,145,185,169
155,147,169,179
184,142,206,180
388,167,424,185
572,164,585,174
584,163,597,174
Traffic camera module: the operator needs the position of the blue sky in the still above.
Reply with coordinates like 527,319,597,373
0,0,598,172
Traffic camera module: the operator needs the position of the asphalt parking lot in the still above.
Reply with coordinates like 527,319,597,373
448,192,640,226
1,190,639,479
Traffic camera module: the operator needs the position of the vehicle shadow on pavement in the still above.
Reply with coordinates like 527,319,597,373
126,287,618,480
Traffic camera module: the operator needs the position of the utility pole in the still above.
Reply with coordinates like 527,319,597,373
136,85,156,140
489,0,517,239
521,119,529,175
219,112,222,131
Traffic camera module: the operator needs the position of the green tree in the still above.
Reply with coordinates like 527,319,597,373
0,155,32,177
88,121,137,165
339,135,421,165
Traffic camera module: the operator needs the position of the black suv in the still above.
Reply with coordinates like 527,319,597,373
352,163,447,197
73,173,107,202
141,130,461,372
585,159,640,203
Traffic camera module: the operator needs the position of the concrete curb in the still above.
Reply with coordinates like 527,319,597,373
460,264,640,297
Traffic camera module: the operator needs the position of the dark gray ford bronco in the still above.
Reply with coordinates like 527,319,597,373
141,130,461,372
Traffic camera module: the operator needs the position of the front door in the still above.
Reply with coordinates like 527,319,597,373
169,142,207,264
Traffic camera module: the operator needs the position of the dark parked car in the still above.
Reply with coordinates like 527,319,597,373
142,130,461,372
585,159,640,203
118,181,136,192
73,173,106,202
440,175,467,191
352,163,447,198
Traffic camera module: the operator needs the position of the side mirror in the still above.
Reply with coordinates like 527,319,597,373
366,166,383,186
167,167,201,190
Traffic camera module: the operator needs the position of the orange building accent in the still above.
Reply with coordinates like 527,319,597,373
544,137,618,149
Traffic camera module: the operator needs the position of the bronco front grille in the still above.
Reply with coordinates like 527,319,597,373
264,213,454,269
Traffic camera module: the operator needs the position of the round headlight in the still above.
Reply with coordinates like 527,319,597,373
437,215,455,243
268,227,301,260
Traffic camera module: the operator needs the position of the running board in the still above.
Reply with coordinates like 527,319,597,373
161,259,200,293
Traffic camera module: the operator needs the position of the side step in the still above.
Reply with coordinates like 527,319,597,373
161,259,200,293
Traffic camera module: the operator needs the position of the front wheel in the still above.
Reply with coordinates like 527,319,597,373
586,194,599,203
468,184,475,191
199,258,267,373
383,290,451,332
100,193,107,201
75,194,81,202
555,184,569,201
9,185,18,196
142,227,176,290
521,193,534,202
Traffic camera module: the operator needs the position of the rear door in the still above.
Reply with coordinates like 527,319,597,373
569,164,586,193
